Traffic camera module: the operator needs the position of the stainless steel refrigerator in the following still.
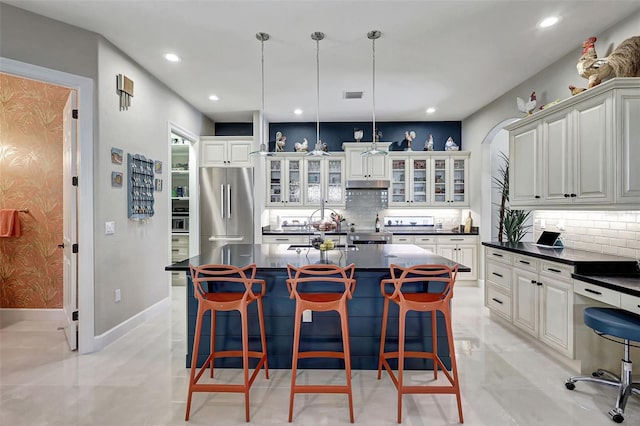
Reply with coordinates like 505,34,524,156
200,167,254,253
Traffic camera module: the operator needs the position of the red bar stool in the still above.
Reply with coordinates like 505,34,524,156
185,263,269,422
286,263,357,423
377,264,463,424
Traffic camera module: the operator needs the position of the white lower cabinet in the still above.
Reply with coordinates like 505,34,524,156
262,235,307,244
171,234,189,286
392,235,477,281
486,248,574,359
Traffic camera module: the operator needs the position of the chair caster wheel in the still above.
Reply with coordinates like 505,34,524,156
565,382,575,390
609,410,624,423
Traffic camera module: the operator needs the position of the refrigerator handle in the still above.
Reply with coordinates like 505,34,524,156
220,184,225,219
227,184,232,218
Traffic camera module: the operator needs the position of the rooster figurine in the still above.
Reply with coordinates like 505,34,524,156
516,92,537,115
577,36,640,89
294,138,308,153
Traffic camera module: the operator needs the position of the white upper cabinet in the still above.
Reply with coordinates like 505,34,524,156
200,136,252,167
389,153,430,206
507,78,640,209
431,153,469,207
305,156,346,207
343,142,390,180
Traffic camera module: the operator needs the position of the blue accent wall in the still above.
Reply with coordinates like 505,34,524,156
269,121,461,152
214,121,462,152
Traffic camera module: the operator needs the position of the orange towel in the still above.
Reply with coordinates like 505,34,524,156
0,209,21,237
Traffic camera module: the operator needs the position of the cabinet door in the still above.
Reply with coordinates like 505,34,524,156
266,158,284,206
368,155,388,179
437,244,456,262
449,156,468,206
456,244,477,281
431,157,449,205
201,140,227,167
542,110,572,204
227,141,252,167
573,93,613,204
346,147,367,179
287,159,303,205
325,158,345,206
616,90,640,203
513,269,539,337
390,157,409,205
510,122,541,206
305,159,322,205
539,278,573,357
411,158,429,205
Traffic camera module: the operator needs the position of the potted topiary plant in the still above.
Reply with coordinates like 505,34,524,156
493,152,532,243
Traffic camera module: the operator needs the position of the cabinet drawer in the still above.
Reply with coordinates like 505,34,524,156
620,293,640,316
171,235,189,248
262,235,306,244
438,236,477,245
393,236,414,244
414,236,436,245
486,284,512,320
539,260,573,281
574,280,621,306
513,255,538,272
486,248,513,265
486,261,512,290
172,246,189,261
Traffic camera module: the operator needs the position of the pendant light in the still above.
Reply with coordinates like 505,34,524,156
306,31,331,157
250,32,275,157
361,30,387,157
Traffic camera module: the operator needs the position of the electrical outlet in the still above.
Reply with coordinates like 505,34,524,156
115,288,121,302
105,221,115,235
540,219,546,229
557,221,565,231
302,310,312,322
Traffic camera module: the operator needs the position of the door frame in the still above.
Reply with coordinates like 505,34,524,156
1,57,96,354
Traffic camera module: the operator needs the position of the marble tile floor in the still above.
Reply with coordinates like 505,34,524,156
1,286,638,426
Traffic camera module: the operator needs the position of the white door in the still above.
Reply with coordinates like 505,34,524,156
62,92,78,351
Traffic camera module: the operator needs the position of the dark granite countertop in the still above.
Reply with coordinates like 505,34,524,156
166,243,470,272
483,241,640,297
263,228,479,236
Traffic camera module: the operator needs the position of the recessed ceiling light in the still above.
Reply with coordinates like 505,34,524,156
538,16,559,28
426,107,436,114
208,95,219,101
293,109,303,115
164,53,181,62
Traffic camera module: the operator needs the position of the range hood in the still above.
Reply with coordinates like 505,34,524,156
346,179,390,189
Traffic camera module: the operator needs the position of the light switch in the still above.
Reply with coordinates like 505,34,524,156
105,221,115,235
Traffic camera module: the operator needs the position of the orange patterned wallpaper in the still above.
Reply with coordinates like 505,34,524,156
0,73,71,308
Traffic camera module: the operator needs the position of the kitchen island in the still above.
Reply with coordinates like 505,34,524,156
166,243,469,370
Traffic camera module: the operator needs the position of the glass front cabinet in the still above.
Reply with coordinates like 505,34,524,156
266,156,303,206
305,156,345,207
389,154,429,206
431,153,469,206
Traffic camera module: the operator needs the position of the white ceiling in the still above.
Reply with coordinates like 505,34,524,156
6,1,640,123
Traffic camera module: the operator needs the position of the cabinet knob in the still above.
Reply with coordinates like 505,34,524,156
531,279,537,284
535,195,540,199
570,193,577,198
537,282,543,286
564,193,570,198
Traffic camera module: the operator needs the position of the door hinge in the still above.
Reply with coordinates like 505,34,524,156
72,176,78,186
72,109,78,119
72,311,78,321
72,243,78,253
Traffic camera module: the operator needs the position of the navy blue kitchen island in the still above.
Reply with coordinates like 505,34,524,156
166,243,469,370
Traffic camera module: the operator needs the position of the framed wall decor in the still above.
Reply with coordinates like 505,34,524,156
111,147,123,165
154,160,163,174
111,171,123,187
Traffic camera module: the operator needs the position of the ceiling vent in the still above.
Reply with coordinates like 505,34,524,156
343,91,363,99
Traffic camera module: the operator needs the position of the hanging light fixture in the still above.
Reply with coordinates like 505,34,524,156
306,31,331,157
361,30,387,157
250,32,275,157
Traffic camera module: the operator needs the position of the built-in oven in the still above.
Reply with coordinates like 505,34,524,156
347,231,392,245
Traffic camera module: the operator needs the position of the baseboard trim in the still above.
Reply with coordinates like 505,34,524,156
93,297,170,352
0,308,65,325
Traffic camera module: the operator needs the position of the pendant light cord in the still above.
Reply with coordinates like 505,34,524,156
315,34,321,147
372,35,376,145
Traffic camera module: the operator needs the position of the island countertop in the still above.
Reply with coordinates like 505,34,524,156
166,243,469,272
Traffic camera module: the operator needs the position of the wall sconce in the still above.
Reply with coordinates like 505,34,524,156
116,74,134,110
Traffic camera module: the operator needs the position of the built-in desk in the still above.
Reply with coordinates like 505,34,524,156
482,242,639,373
166,244,469,370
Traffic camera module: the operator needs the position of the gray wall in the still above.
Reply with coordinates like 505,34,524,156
462,9,640,243
1,3,214,335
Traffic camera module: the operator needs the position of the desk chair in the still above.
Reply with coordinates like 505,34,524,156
565,307,640,423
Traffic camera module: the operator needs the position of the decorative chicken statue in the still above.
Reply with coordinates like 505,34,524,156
424,134,434,151
516,92,537,115
275,131,287,152
403,130,416,151
294,138,308,152
577,36,640,89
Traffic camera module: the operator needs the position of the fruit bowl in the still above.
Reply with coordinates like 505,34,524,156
311,219,337,231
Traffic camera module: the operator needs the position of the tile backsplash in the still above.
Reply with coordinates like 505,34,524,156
534,211,640,259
